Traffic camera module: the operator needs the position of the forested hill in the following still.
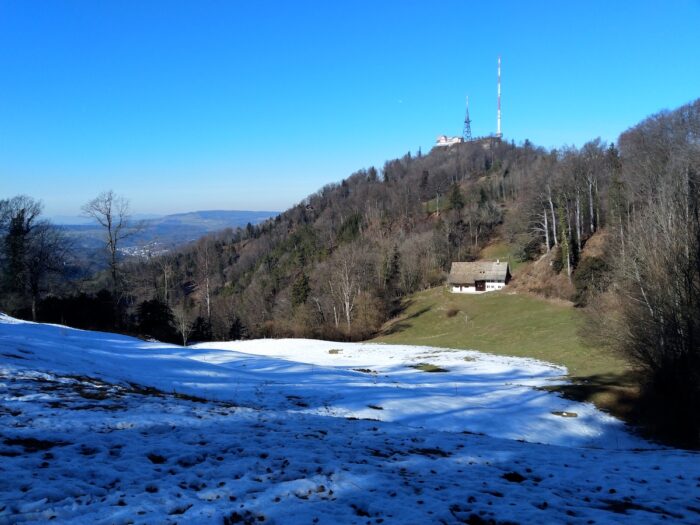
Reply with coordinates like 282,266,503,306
7,99,699,350
103,98,696,344
123,137,533,340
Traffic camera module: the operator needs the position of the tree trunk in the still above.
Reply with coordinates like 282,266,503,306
344,296,352,332
575,193,582,252
205,276,211,322
162,265,170,306
619,212,626,264
566,210,572,278
588,176,595,233
111,263,119,327
558,204,571,280
197,243,213,323
547,185,558,246
594,177,600,232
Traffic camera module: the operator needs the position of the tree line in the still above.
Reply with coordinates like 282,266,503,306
0,196,69,321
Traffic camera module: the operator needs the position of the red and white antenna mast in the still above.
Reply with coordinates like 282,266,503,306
496,55,502,139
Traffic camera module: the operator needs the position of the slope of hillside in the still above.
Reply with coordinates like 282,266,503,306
3,315,698,523
104,140,520,340
375,287,638,418
375,287,621,375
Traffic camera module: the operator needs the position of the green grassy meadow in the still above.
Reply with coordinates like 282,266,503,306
374,287,637,417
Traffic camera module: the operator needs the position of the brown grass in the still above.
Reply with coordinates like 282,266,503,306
409,363,450,373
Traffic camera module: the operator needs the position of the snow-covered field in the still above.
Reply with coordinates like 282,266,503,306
1,314,699,524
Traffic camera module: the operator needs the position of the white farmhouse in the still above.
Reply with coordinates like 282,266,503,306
447,260,511,294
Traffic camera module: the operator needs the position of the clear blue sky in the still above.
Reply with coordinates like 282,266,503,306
1,1,699,218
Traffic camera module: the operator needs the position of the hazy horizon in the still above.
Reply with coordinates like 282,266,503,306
49,208,281,225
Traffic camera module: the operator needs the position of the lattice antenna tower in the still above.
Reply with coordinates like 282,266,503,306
463,95,472,141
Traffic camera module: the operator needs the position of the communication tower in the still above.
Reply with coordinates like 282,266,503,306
463,96,472,141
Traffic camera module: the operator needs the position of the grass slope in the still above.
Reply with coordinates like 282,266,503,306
375,287,638,418
479,241,524,272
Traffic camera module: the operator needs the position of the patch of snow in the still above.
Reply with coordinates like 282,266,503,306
1,315,698,524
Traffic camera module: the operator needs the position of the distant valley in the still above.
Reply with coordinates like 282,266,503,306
61,209,278,261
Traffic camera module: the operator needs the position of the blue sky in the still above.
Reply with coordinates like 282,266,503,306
1,1,699,218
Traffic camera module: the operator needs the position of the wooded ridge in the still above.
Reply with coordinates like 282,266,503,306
2,98,699,444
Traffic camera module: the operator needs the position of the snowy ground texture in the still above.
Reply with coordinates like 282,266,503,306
1,314,699,524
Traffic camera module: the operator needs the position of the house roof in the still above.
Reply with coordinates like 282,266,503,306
447,260,510,284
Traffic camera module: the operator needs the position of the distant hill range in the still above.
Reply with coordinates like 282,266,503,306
61,209,278,258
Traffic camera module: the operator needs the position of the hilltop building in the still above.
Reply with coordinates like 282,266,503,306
435,56,503,149
447,260,511,294
434,135,464,147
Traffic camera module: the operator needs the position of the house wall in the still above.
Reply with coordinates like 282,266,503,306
451,285,477,293
451,281,506,294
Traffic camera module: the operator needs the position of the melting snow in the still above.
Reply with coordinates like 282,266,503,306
1,314,698,523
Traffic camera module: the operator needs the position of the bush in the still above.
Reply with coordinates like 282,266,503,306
572,256,611,307
136,299,178,343
228,315,247,340
510,233,542,263
189,316,213,342
637,356,700,448
521,236,544,262
34,291,115,331
550,246,563,274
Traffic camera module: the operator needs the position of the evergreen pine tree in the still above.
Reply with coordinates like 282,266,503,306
291,272,310,308
449,184,465,211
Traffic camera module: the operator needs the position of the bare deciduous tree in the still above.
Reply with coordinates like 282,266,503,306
82,191,139,324
173,304,194,346
195,239,213,322
595,100,700,444
327,245,370,333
